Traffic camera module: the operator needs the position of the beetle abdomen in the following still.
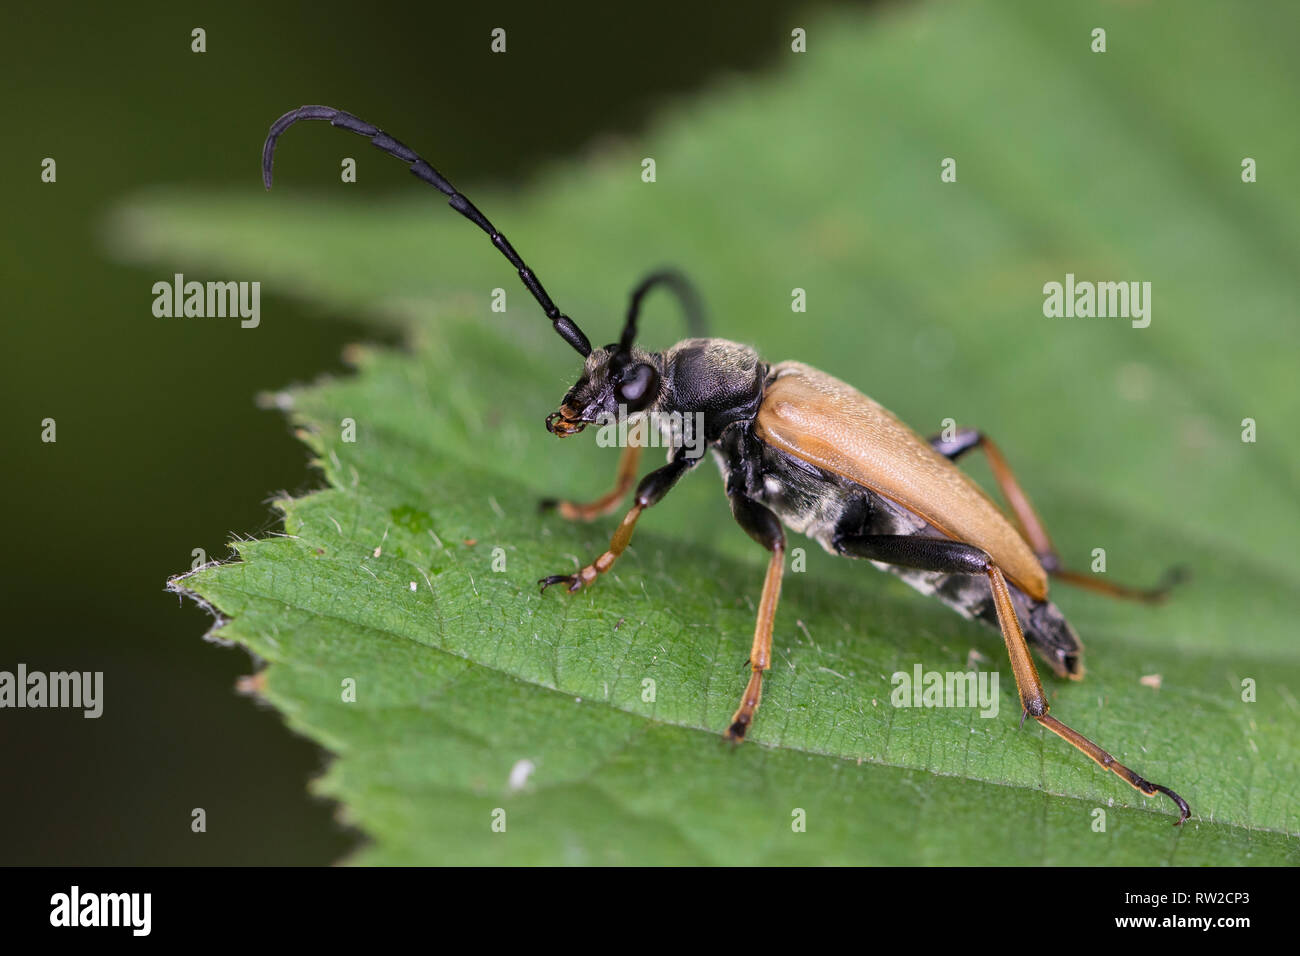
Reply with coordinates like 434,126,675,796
719,419,1081,679
754,361,1048,600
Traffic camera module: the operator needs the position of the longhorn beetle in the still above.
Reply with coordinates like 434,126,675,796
263,105,1191,824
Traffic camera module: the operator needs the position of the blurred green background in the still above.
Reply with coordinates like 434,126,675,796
0,0,831,864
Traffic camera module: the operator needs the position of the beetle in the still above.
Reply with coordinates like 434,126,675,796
262,105,1191,824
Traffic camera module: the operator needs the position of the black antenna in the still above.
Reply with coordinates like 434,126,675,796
619,269,707,352
262,105,592,357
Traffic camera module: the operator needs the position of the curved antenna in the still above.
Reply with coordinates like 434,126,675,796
619,269,707,352
262,105,592,357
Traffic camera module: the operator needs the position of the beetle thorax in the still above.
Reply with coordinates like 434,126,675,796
658,338,767,444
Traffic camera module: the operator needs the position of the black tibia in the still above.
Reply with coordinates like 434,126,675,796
538,452,699,594
833,533,992,575
261,105,591,358
927,427,1183,602
634,450,700,507
724,491,786,741
620,269,706,351
832,529,1189,823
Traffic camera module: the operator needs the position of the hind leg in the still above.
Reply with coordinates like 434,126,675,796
834,532,1190,823
986,565,1189,824
928,428,1184,602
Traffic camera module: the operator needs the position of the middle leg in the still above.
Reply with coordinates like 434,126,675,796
723,493,786,741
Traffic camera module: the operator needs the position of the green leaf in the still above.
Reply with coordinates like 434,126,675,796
132,0,1298,863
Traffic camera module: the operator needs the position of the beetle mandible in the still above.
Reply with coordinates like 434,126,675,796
262,105,1191,825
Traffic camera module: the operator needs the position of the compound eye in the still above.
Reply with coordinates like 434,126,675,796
615,363,658,411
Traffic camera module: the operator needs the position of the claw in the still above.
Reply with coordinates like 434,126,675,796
539,573,584,594
538,574,573,593
723,718,748,743
1150,784,1192,826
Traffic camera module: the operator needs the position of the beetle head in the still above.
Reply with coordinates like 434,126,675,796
544,270,701,436
546,344,662,436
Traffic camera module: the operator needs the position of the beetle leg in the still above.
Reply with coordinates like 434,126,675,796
723,494,786,741
833,533,993,575
929,428,1183,603
834,531,1190,823
928,429,1055,557
538,453,695,594
539,444,642,521
1046,566,1188,603
986,564,1190,825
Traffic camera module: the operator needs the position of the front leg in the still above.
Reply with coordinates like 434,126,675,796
538,452,697,594
539,444,642,521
